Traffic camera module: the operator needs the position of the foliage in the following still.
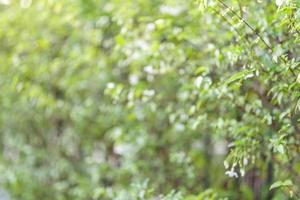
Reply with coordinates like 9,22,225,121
0,0,299,199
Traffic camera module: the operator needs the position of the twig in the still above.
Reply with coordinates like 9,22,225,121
216,0,296,77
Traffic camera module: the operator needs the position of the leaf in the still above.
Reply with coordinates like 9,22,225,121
270,180,293,190
115,35,126,46
296,99,300,112
277,144,285,154
195,66,207,75
198,0,208,12
225,69,255,85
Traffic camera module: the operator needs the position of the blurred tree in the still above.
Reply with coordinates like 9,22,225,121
0,0,299,199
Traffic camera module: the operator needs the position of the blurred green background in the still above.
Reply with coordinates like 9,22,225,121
0,0,300,199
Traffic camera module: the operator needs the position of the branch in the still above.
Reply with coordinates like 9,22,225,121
216,0,296,77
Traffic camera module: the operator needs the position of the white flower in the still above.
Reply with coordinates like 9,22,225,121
143,89,155,97
159,5,184,16
146,23,155,32
275,0,288,7
243,157,249,166
129,75,139,85
276,0,283,6
225,170,238,178
107,82,115,89
194,76,203,88
144,65,154,74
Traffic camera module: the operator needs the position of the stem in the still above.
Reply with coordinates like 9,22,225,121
203,132,211,188
266,155,274,200
216,0,296,77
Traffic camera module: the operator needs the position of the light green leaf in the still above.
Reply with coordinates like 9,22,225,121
277,144,285,154
198,0,208,12
225,69,255,85
195,66,207,75
270,180,293,190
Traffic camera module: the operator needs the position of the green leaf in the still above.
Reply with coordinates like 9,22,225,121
277,144,285,154
195,66,207,75
270,180,293,190
198,0,208,12
225,69,255,85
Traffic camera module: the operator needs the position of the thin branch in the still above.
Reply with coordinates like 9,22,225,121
216,0,296,77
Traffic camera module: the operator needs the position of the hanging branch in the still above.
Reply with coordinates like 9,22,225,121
216,0,297,77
